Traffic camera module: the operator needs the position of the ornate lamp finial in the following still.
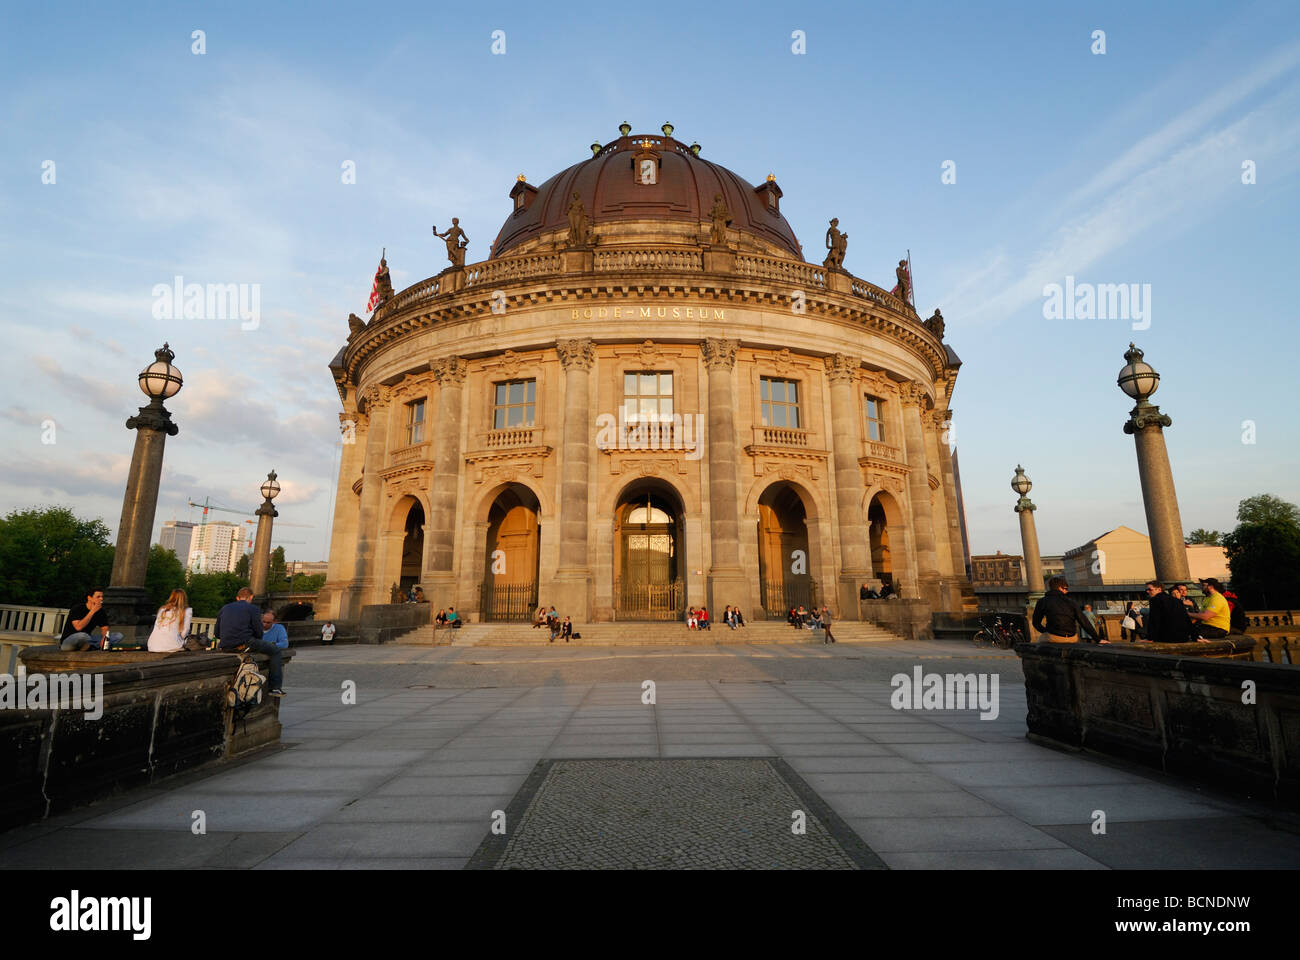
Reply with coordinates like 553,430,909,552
661,122,674,137
618,121,631,136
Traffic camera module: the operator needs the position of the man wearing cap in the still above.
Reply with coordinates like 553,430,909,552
1188,578,1231,641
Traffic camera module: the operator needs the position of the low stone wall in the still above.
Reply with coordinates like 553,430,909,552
1,646,293,831
859,599,933,641
359,604,433,644
1020,638,1300,803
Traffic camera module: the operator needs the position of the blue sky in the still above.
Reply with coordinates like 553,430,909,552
1,0,1297,563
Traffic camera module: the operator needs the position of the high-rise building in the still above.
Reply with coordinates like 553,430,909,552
187,521,244,574
158,520,196,562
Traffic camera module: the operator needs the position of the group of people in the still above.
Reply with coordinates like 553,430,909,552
859,582,897,600
788,604,837,642
434,607,462,629
1033,576,1244,645
57,584,288,696
404,585,427,603
531,606,573,641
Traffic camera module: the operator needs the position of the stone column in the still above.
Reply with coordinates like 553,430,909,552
1016,497,1045,595
933,408,973,610
319,409,366,619
824,354,872,618
425,357,467,605
345,384,390,618
701,338,751,615
900,382,941,606
554,338,595,620
1127,406,1192,582
105,396,178,637
248,498,277,600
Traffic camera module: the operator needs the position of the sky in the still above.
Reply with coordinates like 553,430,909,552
1,0,1297,564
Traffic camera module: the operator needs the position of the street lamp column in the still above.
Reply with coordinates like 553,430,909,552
105,344,183,635
249,470,281,600
1012,465,1045,596
1117,344,1191,582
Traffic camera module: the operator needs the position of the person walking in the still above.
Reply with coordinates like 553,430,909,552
147,588,192,652
821,605,836,644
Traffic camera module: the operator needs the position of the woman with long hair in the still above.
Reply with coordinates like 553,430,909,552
147,588,192,652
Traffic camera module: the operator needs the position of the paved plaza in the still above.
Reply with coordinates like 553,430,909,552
2,638,1298,870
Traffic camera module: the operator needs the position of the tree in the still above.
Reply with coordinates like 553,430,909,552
0,506,114,606
268,546,289,592
1187,529,1221,545
185,571,248,617
146,545,187,610
1236,494,1300,528
291,572,327,593
234,552,251,579
1222,494,1300,610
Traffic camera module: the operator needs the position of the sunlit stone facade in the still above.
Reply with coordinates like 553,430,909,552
318,129,970,623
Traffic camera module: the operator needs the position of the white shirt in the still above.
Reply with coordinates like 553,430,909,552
321,623,335,641
147,606,192,652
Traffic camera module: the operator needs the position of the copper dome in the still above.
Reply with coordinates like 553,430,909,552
491,132,803,260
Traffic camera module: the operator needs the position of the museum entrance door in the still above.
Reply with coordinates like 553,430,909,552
757,482,818,617
868,495,893,591
479,484,540,622
614,485,683,621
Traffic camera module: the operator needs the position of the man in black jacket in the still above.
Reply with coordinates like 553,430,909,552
1144,581,1191,644
1032,577,1098,643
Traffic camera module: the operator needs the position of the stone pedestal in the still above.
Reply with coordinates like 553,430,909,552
443,267,466,293
825,269,851,294
563,248,594,273
702,247,734,273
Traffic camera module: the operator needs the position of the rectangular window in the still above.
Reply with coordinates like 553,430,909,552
493,379,536,429
622,371,674,422
406,399,425,445
760,377,800,429
865,395,884,442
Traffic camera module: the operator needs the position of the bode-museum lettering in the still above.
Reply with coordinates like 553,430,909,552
570,304,726,320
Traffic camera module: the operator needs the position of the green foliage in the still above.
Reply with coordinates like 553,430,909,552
290,572,326,592
0,506,114,606
1187,528,1221,545
234,552,250,579
1222,494,1300,610
1236,494,1300,528
145,545,187,610
268,545,289,592
184,571,248,617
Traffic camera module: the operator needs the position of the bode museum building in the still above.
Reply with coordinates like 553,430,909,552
318,125,971,624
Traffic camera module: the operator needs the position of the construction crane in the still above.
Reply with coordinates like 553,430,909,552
186,496,314,528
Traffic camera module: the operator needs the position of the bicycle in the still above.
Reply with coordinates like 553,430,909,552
973,614,1026,649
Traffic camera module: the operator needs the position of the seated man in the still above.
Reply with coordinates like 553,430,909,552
1188,578,1231,641
1144,581,1191,644
60,587,109,651
447,607,461,628
262,610,289,650
215,587,284,697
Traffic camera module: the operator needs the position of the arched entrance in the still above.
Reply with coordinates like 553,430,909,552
868,494,894,590
614,482,684,620
757,482,817,617
399,500,425,593
480,484,540,621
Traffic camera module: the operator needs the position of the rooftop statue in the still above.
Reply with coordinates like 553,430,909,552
567,192,593,247
709,193,732,246
924,308,944,339
433,218,469,268
823,218,847,270
893,259,911,303
347,312,366,337
375,257,394,302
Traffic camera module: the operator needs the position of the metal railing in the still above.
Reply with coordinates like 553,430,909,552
479,580,539,622
759,578,820,619
614,578,683,621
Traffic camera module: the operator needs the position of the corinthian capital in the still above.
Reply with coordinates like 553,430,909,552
823,353,858,383
556,338,595,370
701,337,738,371
899,381,929,409
432,356,468,386
359,383,390,412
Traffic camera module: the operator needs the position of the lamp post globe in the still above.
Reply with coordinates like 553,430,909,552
138,342,183,401
1012,464,1044,596
250,470,281,599
1011,465,1032,497
1117,343,1159,401
260,470,281,503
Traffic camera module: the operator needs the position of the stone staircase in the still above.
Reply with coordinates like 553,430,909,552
393,619,903,647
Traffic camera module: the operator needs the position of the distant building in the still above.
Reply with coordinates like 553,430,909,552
970,552,1025,588
187,521,244,574
158,520,196,562
1064,526,1230,587
1186,544,1230,582
1041,554,1065,582
285,560,329,579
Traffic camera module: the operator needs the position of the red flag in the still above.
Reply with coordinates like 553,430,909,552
366,260,384,314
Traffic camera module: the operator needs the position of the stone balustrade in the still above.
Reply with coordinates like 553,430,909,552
594,248,703,272
485,426,537,448
864,440,901,462
754,425,809,447
390,440,430,465
0,604,66,637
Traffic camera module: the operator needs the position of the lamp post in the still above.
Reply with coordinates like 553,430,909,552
248,470,281,600
105,344,183,634
1012,465,1045,596
1118,343,1191,582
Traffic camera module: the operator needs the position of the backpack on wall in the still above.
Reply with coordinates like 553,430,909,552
227,654,266,727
